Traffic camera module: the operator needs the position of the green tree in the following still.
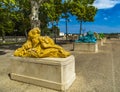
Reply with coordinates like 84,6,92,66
39,2,49,35
61,0,72,40
41,0,62,42
70,1,85,35
0,0,32,42
70,0,97,35
2,0,16,4
14,0,31,38
0,0,17,42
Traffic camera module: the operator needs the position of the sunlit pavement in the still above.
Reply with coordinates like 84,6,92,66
0,39,120,92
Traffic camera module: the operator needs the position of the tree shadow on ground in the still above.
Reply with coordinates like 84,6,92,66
0,44,22,50
0,51,7,55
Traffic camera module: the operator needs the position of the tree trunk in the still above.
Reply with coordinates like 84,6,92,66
24,29,28,40
79,20,82,36
51,21,56,43
29,0,41,28
54,29,57,43
51,21,54,37
1,29,5,43
54,21,59,43
56,21,59,36
66,18,68,40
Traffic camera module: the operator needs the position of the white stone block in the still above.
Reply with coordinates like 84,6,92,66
74,42,98,52
103,38,106,43
9,55,76,91
97,39,104,46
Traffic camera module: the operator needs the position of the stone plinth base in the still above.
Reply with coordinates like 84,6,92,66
97,39,104,46
9,55,76,91
74,42,98,52
103,38,106,43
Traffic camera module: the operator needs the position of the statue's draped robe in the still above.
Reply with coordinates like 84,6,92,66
14,28,70,58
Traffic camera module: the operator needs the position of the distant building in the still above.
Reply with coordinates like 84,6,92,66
59,32,65,36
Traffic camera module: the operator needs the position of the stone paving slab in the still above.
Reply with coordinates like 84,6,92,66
110,40,120,92
0,39,120,92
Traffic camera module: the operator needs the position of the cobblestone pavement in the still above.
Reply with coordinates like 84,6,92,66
0,39,120,92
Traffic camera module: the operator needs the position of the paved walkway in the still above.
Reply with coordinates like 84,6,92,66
0,39,120,92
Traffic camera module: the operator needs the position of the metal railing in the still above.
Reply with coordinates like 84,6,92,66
0,36,26,43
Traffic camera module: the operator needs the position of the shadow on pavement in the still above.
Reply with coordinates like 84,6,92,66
0,44,22,50
0,51,7,55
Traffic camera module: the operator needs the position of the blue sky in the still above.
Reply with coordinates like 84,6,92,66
59,0,120,33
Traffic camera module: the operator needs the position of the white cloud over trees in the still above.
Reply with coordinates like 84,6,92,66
93,0,120,9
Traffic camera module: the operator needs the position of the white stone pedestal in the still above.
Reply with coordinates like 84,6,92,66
74,42,98,52
103,38,106,43
97,39,104,46
9,55,76,91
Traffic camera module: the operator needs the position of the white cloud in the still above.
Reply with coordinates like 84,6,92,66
93,0,120,9
104,17,108,20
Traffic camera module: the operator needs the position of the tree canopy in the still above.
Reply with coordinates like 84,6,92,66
70,0,97,35
0,0,97,42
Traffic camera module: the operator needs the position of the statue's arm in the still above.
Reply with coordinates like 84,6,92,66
39,36,61,49
38,37,52,48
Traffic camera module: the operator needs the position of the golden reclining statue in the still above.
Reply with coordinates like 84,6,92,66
14,27,70,58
